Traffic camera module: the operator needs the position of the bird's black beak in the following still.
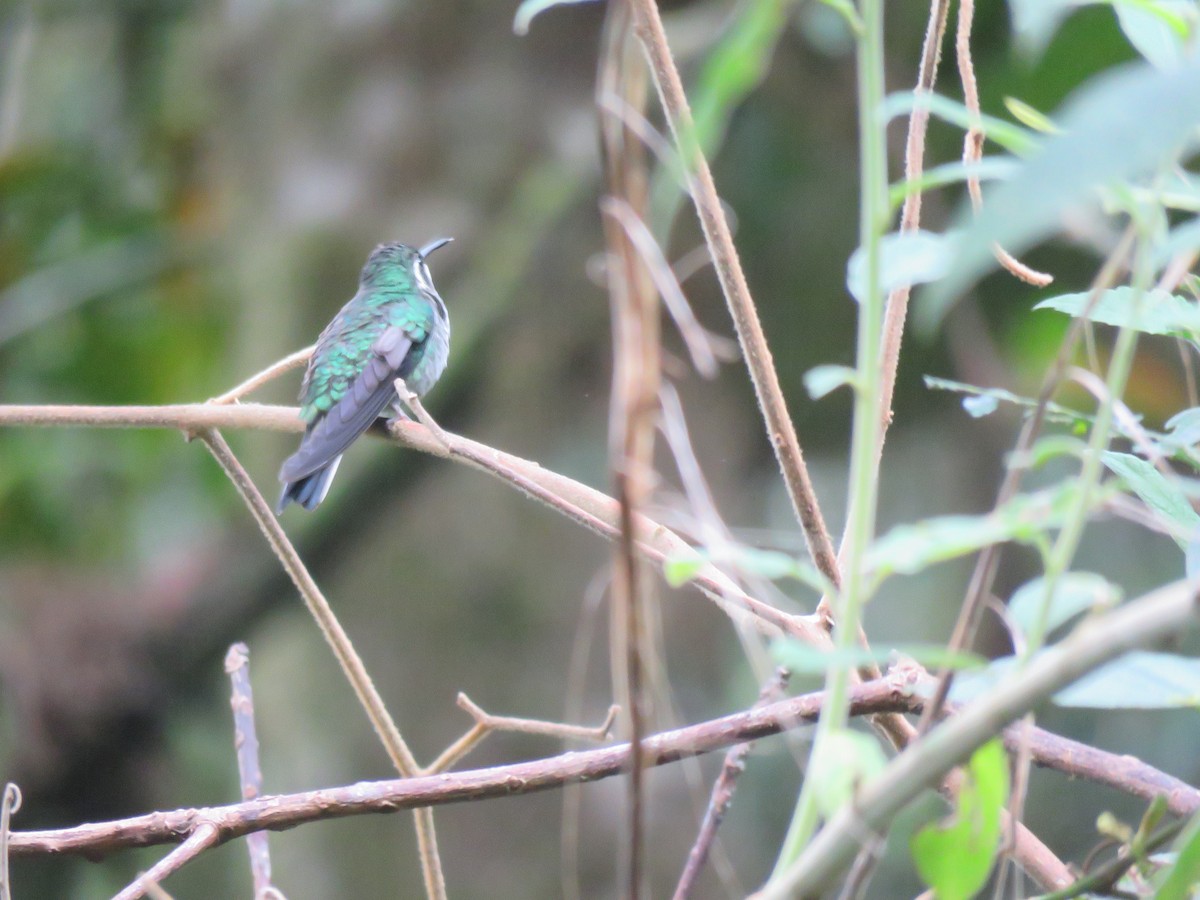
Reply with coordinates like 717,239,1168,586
419,237,453,259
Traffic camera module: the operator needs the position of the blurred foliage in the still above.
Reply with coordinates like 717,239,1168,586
1,0,1197,898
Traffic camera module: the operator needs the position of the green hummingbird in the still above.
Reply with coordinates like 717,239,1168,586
276,238,453,514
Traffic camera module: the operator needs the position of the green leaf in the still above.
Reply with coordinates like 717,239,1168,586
1102,450,1200,545
962,394,999,418
1155,808,1200,899
772,640,986,674
662,545,833,594
663,551,707,588
924,375,1090,428
882,92,1038,156
1054,651,1200,708
1005,0,1085,57
912,739,1008,900
1113,0,1197,70
867,485,1078,580
512,0,598,35
804,364,857,400
922,59,1200,328
1008,573,1122,640
807,729,888,819
889,158,1019,208
846,229,955,303
1164,407,1200,449
1157,216,1200,269
1003,96,1061,134
1035,286,1200,337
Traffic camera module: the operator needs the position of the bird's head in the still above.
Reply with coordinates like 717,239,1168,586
360,238,453,292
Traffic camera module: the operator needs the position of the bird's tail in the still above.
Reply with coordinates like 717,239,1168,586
276,454,343,514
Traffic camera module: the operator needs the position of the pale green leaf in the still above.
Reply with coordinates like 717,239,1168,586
804,364,857,400
867,486,1077,580
962,395,999,418
889,158,1019,208
772,640,986,674
846,230,955,303
882,92,1038,155
1036,286,1200,337
512,0,598,35
1102,450,1200,545
1054,651,1200,708
912,740,1009,900
1114,0,1197,70
922,59,1200,327
808,729,888,819
1003,96,1061,134
1008,573,1122,639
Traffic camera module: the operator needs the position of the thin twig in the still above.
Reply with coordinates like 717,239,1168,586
956,0,1052,287
672,668,789,900
598,6,659,893
224,643,274,898
209,346,314,405
196,429,447,900
628,0,841,591
112,823,219,900
876,0,950,438
10,681,913,860
423,695,617,775
0,784,20,900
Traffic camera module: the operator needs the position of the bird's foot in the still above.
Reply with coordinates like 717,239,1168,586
393,378,451,451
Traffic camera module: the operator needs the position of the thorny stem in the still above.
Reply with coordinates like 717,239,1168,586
196,429,447,900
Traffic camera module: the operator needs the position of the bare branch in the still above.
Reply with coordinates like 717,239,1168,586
12,671,1197,865
224,643,274,898
209,346,314,405
673,669,789,900
196,429,446,900
423,695,617,775
0,784,20,900
113,823,219,900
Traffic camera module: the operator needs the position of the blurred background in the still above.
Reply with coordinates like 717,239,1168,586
0,0,1194,897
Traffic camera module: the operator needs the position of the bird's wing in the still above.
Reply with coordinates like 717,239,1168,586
279,326,414,482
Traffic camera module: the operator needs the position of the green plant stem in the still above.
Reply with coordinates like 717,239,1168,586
1027,233,1152,656
767,0,890,877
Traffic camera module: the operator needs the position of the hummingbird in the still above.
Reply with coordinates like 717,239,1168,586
276,238,453,514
